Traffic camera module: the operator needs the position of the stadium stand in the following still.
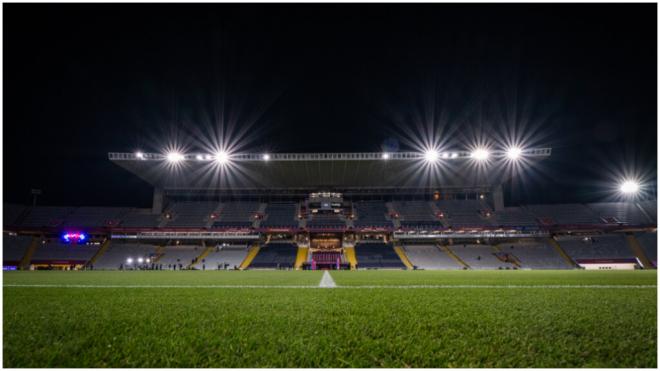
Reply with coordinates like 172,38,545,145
249,242,298,269
164,201,219,227
158,245,203,269
638,200,657,222
31,242,99,263
524,204,601,225
3,204,27,226
312,251,343,264
354,242,406,269
93,243,158,269
3,234,33,264
490,207,538,227
212,202,260,228
119,209,161,228
587,202,653,225
353,201,392,228
435,200,489,227
498,242,572,269
391,201,442,229
193,245,249,270
261,202,299,228
635,232,657,267
558,235,635,260
450,244,515,269
402,244,462,269
307,213,346,229
63,207,130,228
20,206,76,227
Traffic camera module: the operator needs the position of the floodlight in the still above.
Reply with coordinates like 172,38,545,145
471,148,490,161
506,147,522,160
204,154,213,160
215,151,230,164
620,180,640,195
450,152,458,159
127,258,133,264
146,258,150,263
263,154,271,161
424,149,439,163
166,152,184,163
196,154,204,161
137,258,144,263
135,152,145,160
441,152,450,159
382,153,390,160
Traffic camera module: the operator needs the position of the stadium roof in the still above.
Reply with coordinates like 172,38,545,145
109,148,551,191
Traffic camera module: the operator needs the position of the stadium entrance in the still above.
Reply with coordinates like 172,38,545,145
304,234,349,270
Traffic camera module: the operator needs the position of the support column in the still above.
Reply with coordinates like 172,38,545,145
152,188,164,215
492,184,504,211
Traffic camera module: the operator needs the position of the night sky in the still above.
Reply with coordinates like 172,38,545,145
3,3,657,208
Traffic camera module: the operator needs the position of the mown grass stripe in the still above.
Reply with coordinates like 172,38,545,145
4,284,656,289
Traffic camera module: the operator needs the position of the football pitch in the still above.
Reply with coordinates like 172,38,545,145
3,270,657,368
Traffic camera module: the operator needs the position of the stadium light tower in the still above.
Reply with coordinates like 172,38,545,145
215,151,230,164
506,147,523,160
619,180,640,195
471,148,490,161
166,152,184,163
424,149,439,163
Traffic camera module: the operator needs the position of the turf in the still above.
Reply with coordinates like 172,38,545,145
3,270,657,367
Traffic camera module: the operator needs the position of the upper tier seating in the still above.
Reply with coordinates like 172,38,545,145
499,242,571,269
119,209,161,228
20,206,76,227
587,202,652,225
157,245,202,268
450,244,515,269
93,243,158,269
435,200,487,227
353,201,392,228
354,242,405,269
491,207,538,227
261,203,299,228
638,200,657,223
249,242,297,268
525,204,601,225
3,234,33,263
402,244,462,269
212,202,260,229
63,207,130,227
31,242,99,263
192,245,248,269
4,204,26,226
164,201,219,227
391,201,441,229
635,232,657,266
307,213,346,229
558,235,634,260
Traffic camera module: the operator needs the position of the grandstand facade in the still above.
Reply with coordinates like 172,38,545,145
3,150,657,271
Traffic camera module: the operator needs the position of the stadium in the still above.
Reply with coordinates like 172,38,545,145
3,3,657,369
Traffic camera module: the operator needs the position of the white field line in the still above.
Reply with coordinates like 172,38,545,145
3,284,656,289
319,271,337,288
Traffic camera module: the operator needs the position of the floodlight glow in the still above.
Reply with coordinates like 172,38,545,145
196,154,204,161
471,148,490,161
62,232,86,243
506,147,522,160
620,180,640,194
424,149,439,163
166,152,184,163
146,258,151,263
135,152,145,159
204,154,213,160
127,258,133,264
137,257,144,263
450,152,458,159
441,152,450,159
382,153,390,160
262,154,270,161
215,151,230,164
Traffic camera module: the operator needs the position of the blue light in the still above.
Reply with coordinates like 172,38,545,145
79,233,86,241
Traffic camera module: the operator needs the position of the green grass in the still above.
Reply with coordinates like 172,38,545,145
3,270,657,367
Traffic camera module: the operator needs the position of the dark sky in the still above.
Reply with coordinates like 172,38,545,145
3,3,657,208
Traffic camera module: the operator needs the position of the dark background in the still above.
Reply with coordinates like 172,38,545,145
3,3,657,207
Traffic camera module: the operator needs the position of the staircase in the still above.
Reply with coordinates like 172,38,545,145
343,246,357,270
189,242,214,269
492,244,521,268
19,237,41,270
439,244,469,269
294,246,309,270
239,243,261,270
547,237,579,268
625,233,653,269
87,239,112,267
393,245,414,269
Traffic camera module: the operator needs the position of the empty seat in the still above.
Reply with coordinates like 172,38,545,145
402,245,461,269
355,242,405,269
249,243,297,269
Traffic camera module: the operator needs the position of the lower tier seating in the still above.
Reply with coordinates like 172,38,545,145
249,243,297,269
355,242,405,269
402,244,462,269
